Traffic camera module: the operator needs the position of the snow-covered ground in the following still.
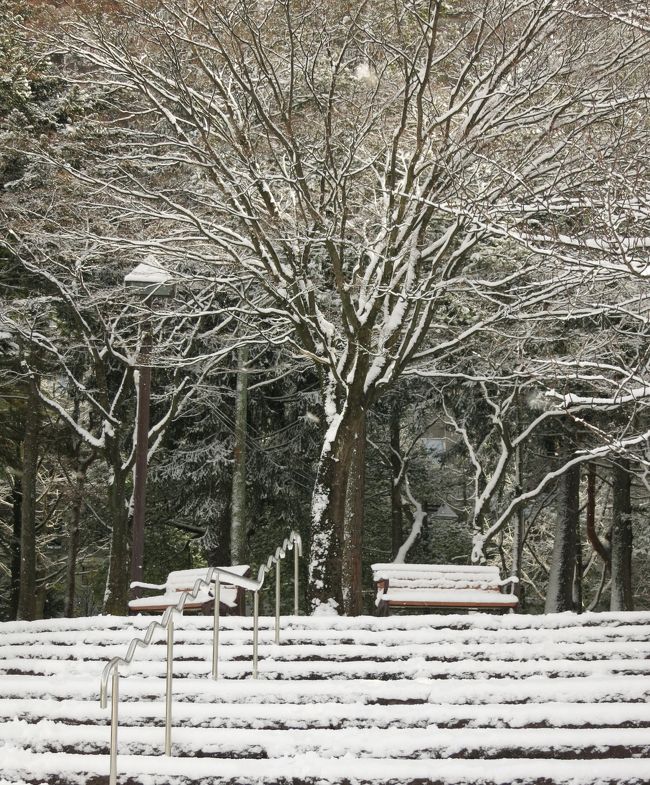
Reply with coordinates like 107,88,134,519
1,612,650,784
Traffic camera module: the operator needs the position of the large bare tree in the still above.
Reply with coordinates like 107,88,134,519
35,0,650,611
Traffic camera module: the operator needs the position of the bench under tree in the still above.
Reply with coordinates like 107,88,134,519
372,563,519,614
128,565,251,615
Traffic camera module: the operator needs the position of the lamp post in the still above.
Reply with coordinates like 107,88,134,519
124,261,174,595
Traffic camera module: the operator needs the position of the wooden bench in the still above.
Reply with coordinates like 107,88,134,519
128,565,250,615
372,563,518,615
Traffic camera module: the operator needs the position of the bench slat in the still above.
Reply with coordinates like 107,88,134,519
379,588,519,608
165,565,250,591
372,563,500,576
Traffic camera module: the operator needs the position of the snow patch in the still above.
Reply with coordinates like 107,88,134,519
310,598,340,617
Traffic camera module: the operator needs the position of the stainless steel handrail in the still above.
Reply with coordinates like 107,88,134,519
99,530,302,785
250,530,303,674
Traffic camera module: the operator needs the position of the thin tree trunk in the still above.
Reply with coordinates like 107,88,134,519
230,344,249,565
103,465,130,615
10,469,22,620
610,457,633,611
394,475,426,564
573,494,583,613
511,442,525,605
202,475,232,567
64,463,89,618
544,462,580,613
18,375,40,621
586,462,609,564
389,404,404,560
130,327,152,594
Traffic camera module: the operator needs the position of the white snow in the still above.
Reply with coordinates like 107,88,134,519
124,262,171,286
377,588,519,607
2,613,650,783
3,748,650,785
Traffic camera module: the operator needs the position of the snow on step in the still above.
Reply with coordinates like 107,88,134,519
3,720,650,760
3,748,650,785
2,612,650,785
4,639,650,663
5,655,650,681
2,674,650,705
4,610,650,635
4,698,650,730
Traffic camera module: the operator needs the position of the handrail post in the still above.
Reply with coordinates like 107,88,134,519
253,590,259,678
212,573,220,679
275,559,281,645
109,669,118,785
164,617,174,755
294,543,299,615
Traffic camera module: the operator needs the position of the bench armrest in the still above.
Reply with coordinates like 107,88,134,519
374,578,389,607
498,576,519,586
498,576,519,594
130,581,166,591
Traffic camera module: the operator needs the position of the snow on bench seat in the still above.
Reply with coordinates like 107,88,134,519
379,588,519,608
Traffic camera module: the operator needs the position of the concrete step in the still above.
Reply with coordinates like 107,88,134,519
2,612,650,784
3,748,650,785
4,720,650,760
4,698,650,730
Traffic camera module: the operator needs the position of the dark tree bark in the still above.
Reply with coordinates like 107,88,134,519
572,499,583,613
130,330,152,596
64,458,91,618
610,457,633,611
202,475,232,567
18,374,40,621
510,443,525,604
544,462,580,613
586,462,610,565
10,469,22,620
342,409,366,615
230,344,249,565
103,461,130,615
390,404,404,560
310,396,367,613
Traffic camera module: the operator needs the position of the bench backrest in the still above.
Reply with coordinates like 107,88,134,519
165,565,250,592
371,563,500,577
371,563,504,592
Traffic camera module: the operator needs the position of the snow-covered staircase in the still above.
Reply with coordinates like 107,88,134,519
2,612,650,784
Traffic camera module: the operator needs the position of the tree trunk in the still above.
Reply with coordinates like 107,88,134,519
202,475,232,567
510,443,525,607
389,404,404,560
103,465,130,615
10,470,22,620
64,464,88,618
230,344,249,565
544,462,580,613
18,375,40,621
572,497,583,613
342,408,366,615
586,462,609,565
309,398,367,613
610,457,633,611
130,329,152,594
